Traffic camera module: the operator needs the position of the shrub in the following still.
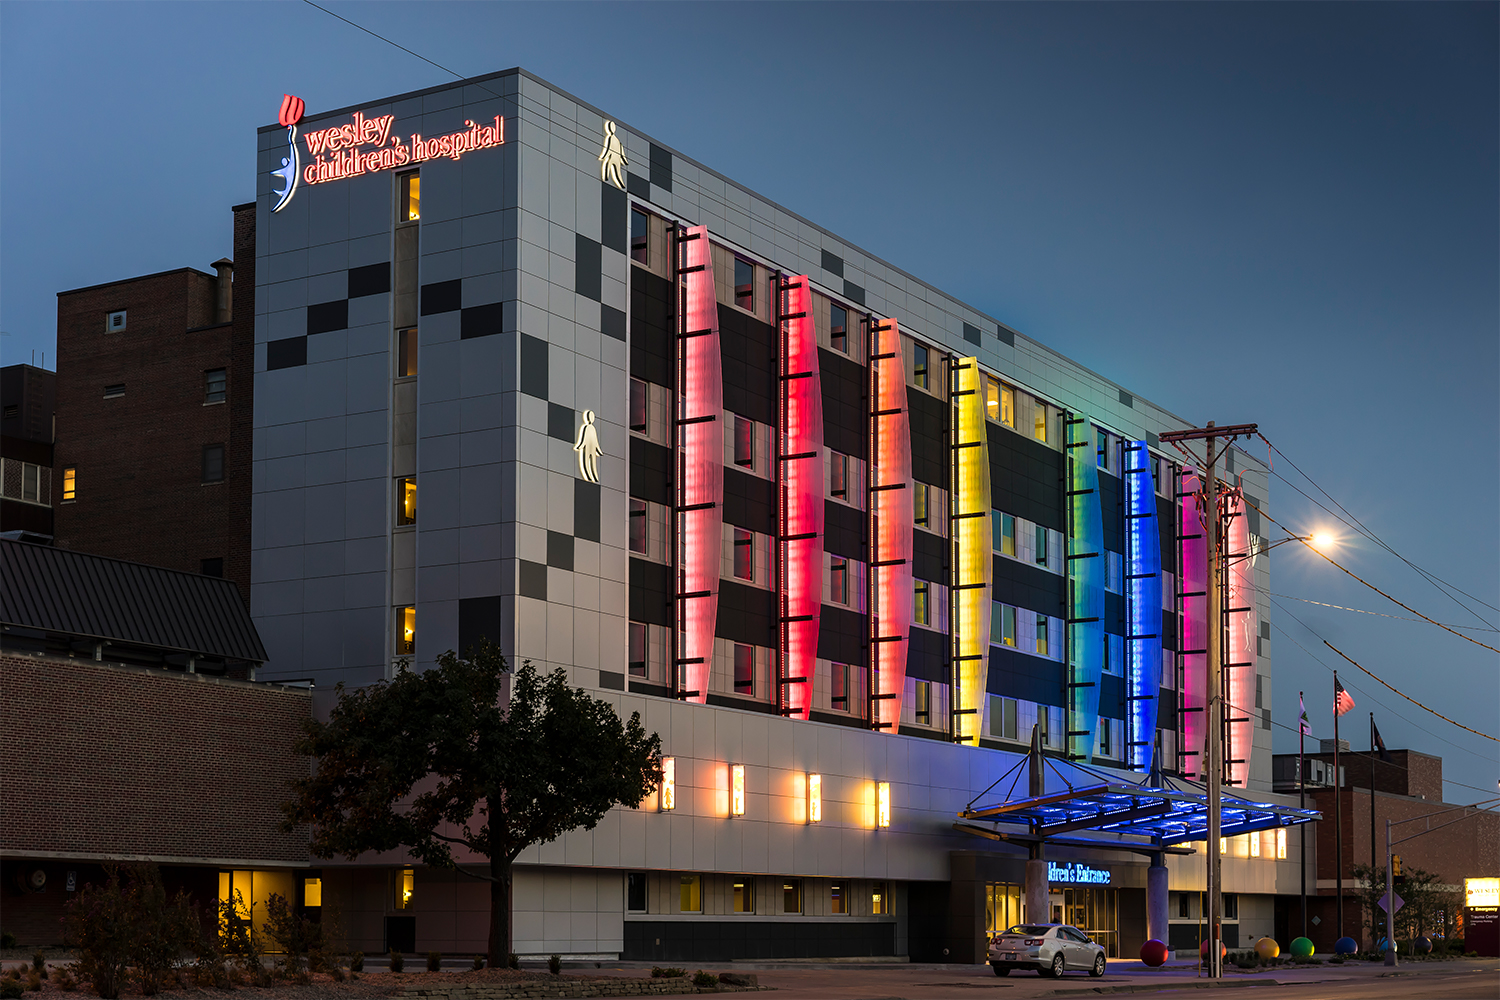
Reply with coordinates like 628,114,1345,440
548,954,561,975
264,893,327,976
56,969,78,993
472,955,485,971
350,951,365,972
330,964,346,983
29,956,45,977
388,950,404,973
651,966,687,978
0,980,20,1000
692,971,718,987
24,973,40,994
0,934,17,950
507,954,519,970
426,952,442,972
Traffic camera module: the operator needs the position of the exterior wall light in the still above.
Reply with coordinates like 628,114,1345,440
731,764,745,816
808,773,822,823
877,781,891,828
660,757,675,811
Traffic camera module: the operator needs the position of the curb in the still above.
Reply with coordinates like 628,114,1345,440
1038,981,1280,996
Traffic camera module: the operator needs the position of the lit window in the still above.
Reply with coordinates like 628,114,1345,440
914,681,931,725
912,344,928,390
985,377,1000,422
782,879,802,914
1250,830,1261,858
808,773,822,822
877,782,891,827
396,868,414,909
733,878,754,913
1000,385,1015,427
831,883,847,915
913,580,930,626
913,482,929,527
397,477,416,526
629,378,647,432
679,874,701,913
628,622,648,677
400,173,420,222
1033,403,1048,443
1035,525,1048,566
1219,837,1228,856
730,763,746,816
733,528,754,580
734,415,755,467
629,499,648,553
630,209,649,265
397,328,418,378
202,444,225,483
396,606,415,655
733,643,754,695
62,467,76,502
872,882,888,915
830,303,848,353
734,257,754,311
627,873,647,911
303,878,322,908
1276,827,1287,860
660,757,675,811
829,555,848,605
830,663,848,710
106,310,127,333
205,368,227,403
830,451,848,499
1035,615,1049,657
103,383,125,399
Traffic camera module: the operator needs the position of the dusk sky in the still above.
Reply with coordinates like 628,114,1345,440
2,2,1495,799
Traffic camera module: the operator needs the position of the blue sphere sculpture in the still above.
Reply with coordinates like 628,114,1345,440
1414,936,1433,954
1334,936,1359,956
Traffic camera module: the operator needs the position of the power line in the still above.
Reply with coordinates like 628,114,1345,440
1321,639,1497,743
1269,592,1499,633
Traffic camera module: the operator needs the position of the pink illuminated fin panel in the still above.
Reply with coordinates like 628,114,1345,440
1178,469,1207,779
869,319,913,731
778,276,823,720
677,226,723,705
1225,491,1257,787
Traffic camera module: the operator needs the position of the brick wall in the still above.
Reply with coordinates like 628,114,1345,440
0,652,310,863
52,209,255,606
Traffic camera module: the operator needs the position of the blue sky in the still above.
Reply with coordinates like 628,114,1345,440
2,2,1495,799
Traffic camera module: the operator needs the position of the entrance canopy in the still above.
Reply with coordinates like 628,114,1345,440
958,751,1320,850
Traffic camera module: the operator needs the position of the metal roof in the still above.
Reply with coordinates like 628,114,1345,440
958,752,1320,849
0,540,266,664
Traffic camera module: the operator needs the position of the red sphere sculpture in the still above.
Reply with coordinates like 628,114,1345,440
1140,939,1170,967
1199,939,1228,959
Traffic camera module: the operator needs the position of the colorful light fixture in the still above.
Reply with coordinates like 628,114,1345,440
778,276,823,720
868,319,913,731
1124,440,1163,771
950,357,991,745
1066,415,1104,762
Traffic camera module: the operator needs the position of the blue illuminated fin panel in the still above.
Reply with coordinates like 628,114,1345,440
1124,440,1163,771
1067,415,1104,762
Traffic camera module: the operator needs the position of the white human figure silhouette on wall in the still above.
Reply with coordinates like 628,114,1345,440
575,409,601,483
598,121,627,190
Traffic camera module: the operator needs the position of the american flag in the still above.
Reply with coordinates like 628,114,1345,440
1299,694,1311,736
1334,677,1356,717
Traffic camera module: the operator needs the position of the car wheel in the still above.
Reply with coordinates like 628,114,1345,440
1091,953,1106,977
991,964,1009,977
1046,954,1065,978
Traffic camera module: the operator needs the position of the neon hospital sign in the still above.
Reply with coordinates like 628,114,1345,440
271,95,504,213
1048,862,1111,885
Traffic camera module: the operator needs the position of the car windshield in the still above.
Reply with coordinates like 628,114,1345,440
1004,925,1053,936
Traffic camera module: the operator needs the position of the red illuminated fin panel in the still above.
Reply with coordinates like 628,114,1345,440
869,319,913,731
779,276,823,720
678,226,723,705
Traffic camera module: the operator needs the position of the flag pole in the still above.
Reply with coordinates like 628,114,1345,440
1370,710,1377,944
1334,671,1343,945
1299,690,1307,941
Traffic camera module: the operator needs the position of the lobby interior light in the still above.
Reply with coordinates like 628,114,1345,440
731,764,745,816
877,782,891,828
660,757,675,812
808,773,822,823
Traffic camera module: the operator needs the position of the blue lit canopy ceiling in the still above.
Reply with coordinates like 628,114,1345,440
958,753,1320,849
1124,440,1162,772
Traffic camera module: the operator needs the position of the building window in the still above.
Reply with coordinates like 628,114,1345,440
396,606,415,656
913,580,930,626
733,878,754,914
61,467,76,502
628,622,648,677
1178,893,1191,918
1000,697,1018,739
629,499,648,554
985,377,1001,422
1223,893,1238,919
303,878,322,908
395,868,415,909
914,680,931,725
1035,525,1048,565
1276,827,1287,860
912,343,929,389
733,527,754,580
400,172,420,222
397,328,418,378
629,378,648,432
1099,717,1112,756
1250,829,1261,858
20,463,40,503
630,209,649,265
831,662,848,710
830,883,847,915
1032,403,1048,443
205,368,227,403
396,477,416,526
733,643,755,695
734,415,755,467
1039,706,1050,746
103,383,125,399
830,451,848,499
782,879,802,914
106,310,127,333
830,303,848,353
913,482,929,527
872,882,888,915
1036,615,1049,657
1096,428,1109,470
627,872,647,912
995,512,1015,556
202,444,225,483
679,875,702,913
999,604,1016,646
734,257,754,311
1000,384,1015,427
200,557,224,578
829,556,848,605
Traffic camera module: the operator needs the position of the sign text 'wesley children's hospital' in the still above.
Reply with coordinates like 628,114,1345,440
300,111,504,184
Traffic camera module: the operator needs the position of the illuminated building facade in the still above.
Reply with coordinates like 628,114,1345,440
250,68,1291,963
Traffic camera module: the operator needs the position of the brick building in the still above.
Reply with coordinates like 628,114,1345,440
51,205,255,605
1,363,56,541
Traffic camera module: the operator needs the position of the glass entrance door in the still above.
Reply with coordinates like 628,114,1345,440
1052,887,1118,957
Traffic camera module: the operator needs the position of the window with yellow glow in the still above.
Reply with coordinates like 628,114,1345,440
984,376,1000,422
872,881,888,915
660,757,675,811
62,467,76,502
830,882,847,914
1032,404,1048,443
1000,385,1015,427
732,878,754,913
730,764,745,816
1276,827,1287,860
782,879,802,914
1219,837,1227,856
877,781,891,828
400,173,420,222
396,477,416,526
808,773,822,823
396,606,415,656
397,327,418,378
396,868,414,910
679,874,701,913
303,878,322,908
1250,830,1261,857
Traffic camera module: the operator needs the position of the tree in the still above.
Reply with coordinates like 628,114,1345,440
281,643,661,965
1351,862,1458,945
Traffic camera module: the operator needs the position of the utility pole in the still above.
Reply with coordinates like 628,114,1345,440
1159,420,1256,980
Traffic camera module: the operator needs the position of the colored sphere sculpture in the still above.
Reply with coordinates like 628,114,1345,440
1255,937,1280,960
1140,939,1170,967
1200,939,1228,959
1414,936,1433,954
1377,938,1398,955
1334,936,1359,956
1289,937,1315,959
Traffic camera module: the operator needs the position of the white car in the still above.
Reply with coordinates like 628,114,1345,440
988,923,1107,978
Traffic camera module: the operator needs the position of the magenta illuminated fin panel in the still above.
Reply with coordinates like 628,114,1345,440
778,276,823,720
1179,469,1207,779
1225,491,1257,787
